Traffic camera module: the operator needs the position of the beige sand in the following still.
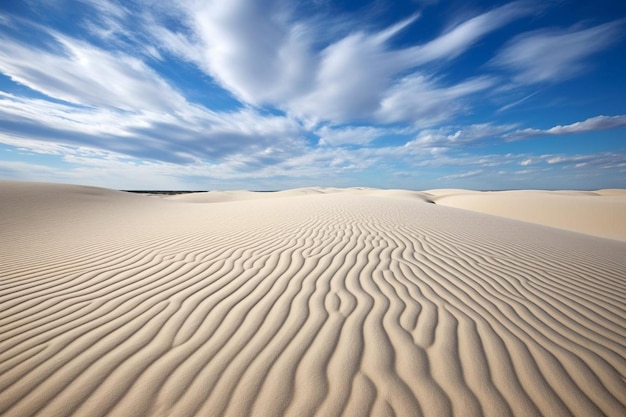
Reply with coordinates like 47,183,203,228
1,181,625,417
427,189,626,242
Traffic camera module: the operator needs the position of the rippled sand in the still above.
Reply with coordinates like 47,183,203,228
1,182,625,417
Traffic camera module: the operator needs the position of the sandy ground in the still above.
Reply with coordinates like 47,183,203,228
1,181,625,417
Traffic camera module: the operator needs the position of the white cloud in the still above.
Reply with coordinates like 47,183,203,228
0,30,187,112
0,0,536,133
316,125,392,146
164,0,531,124
0,152,201,190
497,91,540,112
411,123,516,149
492,21,623,83
0,92,305,164
3,126,624,190
0,14,307,168
1,1,624,190
513,169,537,175
536,152,626,170
286,29,403,123
173,0,316,106
441,169,483,180
538,115,626,135
409,1,533,64
377,75,495,125
505,115,626,140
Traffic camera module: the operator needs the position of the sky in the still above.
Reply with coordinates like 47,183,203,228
0,0,625,190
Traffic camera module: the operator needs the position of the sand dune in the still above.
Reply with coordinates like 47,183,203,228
1,181,625,417
428,189,626,241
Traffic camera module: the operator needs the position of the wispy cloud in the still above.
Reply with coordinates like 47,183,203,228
409,1,533,64
316,125,393,146
505,115,626,140
0,28,186,112
408,123,515,149
164,0,532,124
0,92,305,164
376,74,494,126
0,0,537,132
441,169,483,180
0,1,624,189
542,152,626,168
497,91,540,112
492,20,624,83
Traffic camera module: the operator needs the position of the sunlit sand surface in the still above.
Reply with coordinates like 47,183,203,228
1,182,625,416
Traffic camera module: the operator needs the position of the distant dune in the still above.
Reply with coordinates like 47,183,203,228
1,181,625,417
428,188,626,242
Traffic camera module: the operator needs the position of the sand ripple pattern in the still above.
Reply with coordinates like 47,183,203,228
1,191,625,417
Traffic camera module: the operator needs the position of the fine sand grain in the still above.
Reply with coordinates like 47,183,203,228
1,181,625,417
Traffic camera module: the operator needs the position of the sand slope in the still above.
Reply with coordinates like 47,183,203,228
1,182,625,417
428,189,626,241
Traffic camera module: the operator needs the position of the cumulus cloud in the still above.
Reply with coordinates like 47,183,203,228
505,115,626,140
492,21,623,83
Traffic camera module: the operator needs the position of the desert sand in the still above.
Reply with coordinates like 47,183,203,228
428,189,626,242
1,181,625,417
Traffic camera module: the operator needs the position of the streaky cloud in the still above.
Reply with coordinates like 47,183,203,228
407,1,535,65
492,20,624,83
169,0,533,124
316,125,393,146
505,115,626,140
377,75,494,125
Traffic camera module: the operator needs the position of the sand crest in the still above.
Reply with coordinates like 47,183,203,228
1,182,625,417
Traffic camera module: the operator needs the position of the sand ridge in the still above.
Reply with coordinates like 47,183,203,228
1,182,625,416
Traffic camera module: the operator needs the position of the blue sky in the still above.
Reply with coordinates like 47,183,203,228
0,0,625,190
